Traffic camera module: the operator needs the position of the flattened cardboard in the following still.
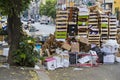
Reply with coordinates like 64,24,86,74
61,42,71,50
79,37,90,45
71,42,79,52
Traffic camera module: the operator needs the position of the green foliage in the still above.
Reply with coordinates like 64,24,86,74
0,29,8,35
39,0,57,19
0,0,31,16
13,36,40,67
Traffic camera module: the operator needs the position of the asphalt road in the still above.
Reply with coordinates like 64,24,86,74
32,23,55,35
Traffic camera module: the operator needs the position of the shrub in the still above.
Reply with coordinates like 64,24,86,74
13,36,40,67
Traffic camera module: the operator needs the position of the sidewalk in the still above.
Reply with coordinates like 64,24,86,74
0,65,51,80
0,55,51,80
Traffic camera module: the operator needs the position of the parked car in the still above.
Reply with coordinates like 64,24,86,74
40,19,49,25
40,16,49,25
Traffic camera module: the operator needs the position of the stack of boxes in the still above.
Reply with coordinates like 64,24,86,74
67,7,78,37
55,10,68,39
77,7,89,37
99,14,109,43
88,12,100,46
108,16,117,40
55,6,118,47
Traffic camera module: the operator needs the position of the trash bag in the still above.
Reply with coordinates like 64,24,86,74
91,46,104,63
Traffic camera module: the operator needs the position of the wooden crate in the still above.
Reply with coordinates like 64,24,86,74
99,14,109,37
67,7,78,25
89,12,99,29
55,31,67,39
88,34,100,45
56,10,69,39
108,16,117,39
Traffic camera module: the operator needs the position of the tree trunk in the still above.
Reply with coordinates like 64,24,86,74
7,11,22,65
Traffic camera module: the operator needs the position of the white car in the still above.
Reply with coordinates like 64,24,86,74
40,19,48,25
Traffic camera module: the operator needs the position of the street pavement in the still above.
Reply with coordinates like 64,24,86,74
47,63,120,80
22,22,55,36
32,22,55,36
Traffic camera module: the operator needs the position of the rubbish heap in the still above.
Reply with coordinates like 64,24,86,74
40,2,120,70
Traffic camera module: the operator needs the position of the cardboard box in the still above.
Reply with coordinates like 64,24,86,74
45,57,56,70
78,55,91,64
61,42,71,50
79,37,90,45
71,42,79,52
116,53,120,57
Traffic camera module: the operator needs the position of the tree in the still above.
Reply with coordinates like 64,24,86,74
0,0,31,65
39,0,57,19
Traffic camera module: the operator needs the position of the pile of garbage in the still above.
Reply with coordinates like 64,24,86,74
40,34,120,70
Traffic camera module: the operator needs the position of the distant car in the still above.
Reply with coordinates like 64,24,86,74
40,19,49,25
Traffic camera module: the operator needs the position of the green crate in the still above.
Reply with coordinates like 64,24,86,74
78,15,89,19
78,21,88,26
101,23,108,28
55,31,67,39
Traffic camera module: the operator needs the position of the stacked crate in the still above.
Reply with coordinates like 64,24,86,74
88,34,100,46
77,7,89,37
88,12,100,45
67,7,78,37
55,10,68,39
99,14,109,43
108,16,117,40
78,14,89,37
